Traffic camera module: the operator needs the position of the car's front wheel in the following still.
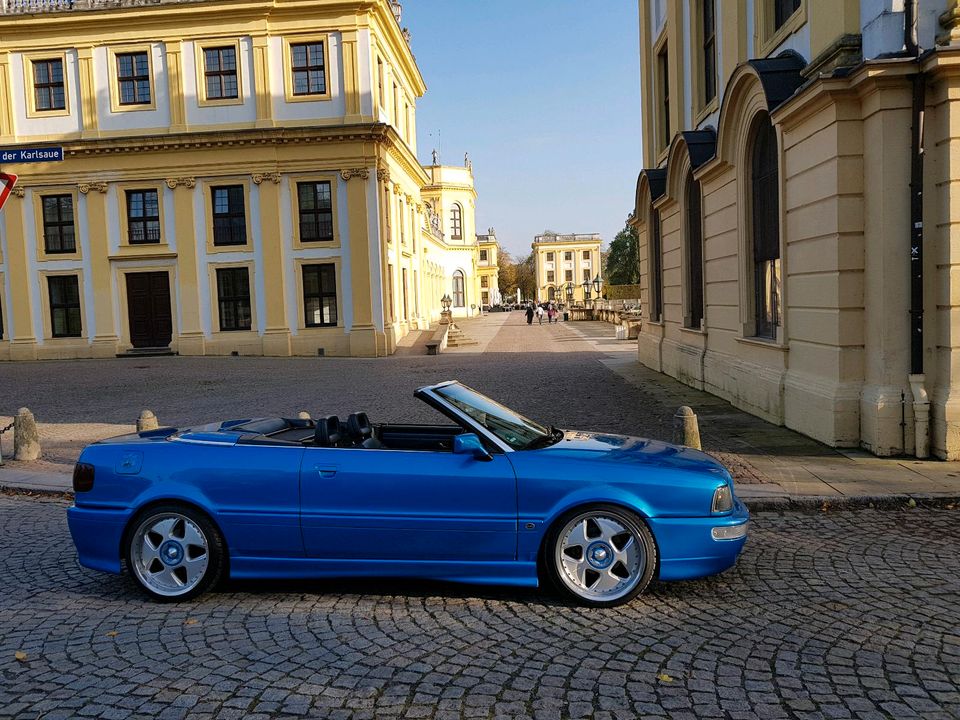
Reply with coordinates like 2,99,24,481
126,504,224,602
546,504,657,607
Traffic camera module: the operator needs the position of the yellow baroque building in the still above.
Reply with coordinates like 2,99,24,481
0,0,484,360
632,0,960,459
532,232,602,304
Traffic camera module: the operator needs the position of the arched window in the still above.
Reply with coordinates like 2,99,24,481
751,113,781,339
685,170,704,329
452,270,465,307
450,203,463,240
649,208,663,322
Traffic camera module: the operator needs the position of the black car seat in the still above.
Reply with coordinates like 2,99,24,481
314,415,343,447
347,412,383,449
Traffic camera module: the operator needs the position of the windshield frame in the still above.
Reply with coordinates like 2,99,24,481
416,381,554,452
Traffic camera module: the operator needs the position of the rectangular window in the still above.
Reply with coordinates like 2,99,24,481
546,252,554,262
216,267,252,332
480,275,489,288
126,189,161,244
564,251,572,261
774,0,801,31
547,270,555,283
303,264,338,327
583,268,591,283
42,195,75,254
582,250,591,261
658,43,670,150
290,42,326,96
377,58,385,108
117,51,151,106
204,46,238,100
33,58,65,111
393,83,399,124
702,0,717,106
565,269,573,282
402,267,409,319
651,210,663,321
297,181,334,242
479,249,488,262
211,186,246,246
48,275,82,338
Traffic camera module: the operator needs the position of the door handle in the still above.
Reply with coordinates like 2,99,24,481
315,465,338,478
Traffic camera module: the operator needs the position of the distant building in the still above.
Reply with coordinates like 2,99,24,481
631,0,960,459
476,229,501,307
0,0,483,359
532,233,602,304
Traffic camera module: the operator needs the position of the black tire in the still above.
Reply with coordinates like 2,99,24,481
544,503,657,608
124,503,225,602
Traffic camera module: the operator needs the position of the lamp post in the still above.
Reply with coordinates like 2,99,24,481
592,273,603,297
582,279,591,301
440,293,452,325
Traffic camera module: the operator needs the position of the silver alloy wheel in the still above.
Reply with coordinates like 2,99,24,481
131,513,209,597
555,511,645,602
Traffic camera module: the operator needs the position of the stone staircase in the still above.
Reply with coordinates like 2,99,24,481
445,323,478,348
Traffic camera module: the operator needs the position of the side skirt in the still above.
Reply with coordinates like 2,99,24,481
229,557,540,588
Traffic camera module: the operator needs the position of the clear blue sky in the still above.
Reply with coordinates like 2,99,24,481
405,1,642,259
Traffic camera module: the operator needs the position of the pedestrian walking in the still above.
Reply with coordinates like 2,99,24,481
536,304,545,325
525,303,534,325
548,303,557,323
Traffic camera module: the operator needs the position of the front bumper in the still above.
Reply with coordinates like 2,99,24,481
67,505,130,574
648,497,749,581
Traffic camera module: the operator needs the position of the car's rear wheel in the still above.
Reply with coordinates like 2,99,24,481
546,504,657,607
126,504,224,602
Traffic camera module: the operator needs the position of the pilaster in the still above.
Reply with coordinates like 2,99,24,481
253,172,290,355
80,183,119,357
344,169,381,356
77,47,99,139
169,178,204,354
341,30,362,122
0,52,14,140
252,37,273,129
165,41,187,133
3,195,37,360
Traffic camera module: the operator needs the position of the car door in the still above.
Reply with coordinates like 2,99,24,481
299,446,518,561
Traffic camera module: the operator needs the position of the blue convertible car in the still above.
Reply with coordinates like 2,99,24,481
68,381,748,607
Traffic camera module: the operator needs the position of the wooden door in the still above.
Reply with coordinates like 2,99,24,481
126,272,172,348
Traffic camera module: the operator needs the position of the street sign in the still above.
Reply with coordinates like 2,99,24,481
0,173,17,212
0,146,64,163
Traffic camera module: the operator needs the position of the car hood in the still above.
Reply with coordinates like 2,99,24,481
542,430,729,477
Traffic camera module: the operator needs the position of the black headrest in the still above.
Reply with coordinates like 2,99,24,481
314,416,342,447
347,412,372,439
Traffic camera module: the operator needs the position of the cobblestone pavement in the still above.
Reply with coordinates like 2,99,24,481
1,496,958,719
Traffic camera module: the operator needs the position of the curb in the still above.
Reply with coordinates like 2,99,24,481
743,493,960,513
1,484,73,500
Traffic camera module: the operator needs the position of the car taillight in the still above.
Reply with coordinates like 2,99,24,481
73,463,95,493
711,484,733,514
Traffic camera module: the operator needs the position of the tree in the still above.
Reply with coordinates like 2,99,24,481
514,253,536,301
498,250,518,298
604,222,640,286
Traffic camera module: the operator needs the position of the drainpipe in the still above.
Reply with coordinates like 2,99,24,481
905,0,930,457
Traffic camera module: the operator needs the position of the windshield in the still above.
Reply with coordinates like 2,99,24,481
435,383,553,450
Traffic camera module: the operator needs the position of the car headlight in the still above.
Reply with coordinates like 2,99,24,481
711,484,733,514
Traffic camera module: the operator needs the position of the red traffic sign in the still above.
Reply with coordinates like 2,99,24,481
0,173,18,212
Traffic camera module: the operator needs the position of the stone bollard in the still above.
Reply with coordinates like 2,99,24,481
137,410,159,433
297,411,312,420
674,406,701,450
14,407,41,461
